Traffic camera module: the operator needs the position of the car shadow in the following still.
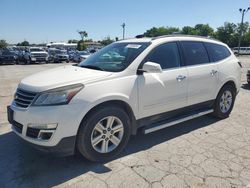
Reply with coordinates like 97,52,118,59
0,115,218,188
241,83,250,90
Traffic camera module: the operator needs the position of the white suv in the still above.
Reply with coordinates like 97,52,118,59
7,35,241,162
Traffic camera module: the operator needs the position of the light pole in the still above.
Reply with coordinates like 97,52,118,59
121,23,126,39
238,7,250,55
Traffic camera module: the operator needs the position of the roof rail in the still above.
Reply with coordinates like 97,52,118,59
151,34,221,42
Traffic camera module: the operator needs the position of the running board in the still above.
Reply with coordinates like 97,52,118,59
143,109,214,134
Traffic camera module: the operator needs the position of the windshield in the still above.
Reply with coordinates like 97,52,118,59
2,50,16,55
78,42,150,72
57,50,67,54
30,48,44,52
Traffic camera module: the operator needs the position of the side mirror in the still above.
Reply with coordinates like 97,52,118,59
139,61,163,74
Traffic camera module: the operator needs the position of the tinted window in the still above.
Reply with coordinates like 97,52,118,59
205,43,231,62
147,42,180,69
181,41,209,66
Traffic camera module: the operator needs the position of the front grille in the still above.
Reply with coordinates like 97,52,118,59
32,54,47,58
5,56,14,60
12,122,23,134
14,89,37,108
26,127,40,138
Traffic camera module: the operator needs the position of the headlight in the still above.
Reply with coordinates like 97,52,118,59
32,84,84,106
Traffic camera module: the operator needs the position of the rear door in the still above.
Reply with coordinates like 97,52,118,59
180,41,218,106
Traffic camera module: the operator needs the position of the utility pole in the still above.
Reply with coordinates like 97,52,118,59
121,23,126,39
238,7,250,55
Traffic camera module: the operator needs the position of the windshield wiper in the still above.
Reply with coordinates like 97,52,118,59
80,65,104,71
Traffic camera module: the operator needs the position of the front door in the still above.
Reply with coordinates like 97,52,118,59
138,42,188,119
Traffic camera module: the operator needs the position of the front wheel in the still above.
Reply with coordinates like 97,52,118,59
76,106,131,162
212,84,236,119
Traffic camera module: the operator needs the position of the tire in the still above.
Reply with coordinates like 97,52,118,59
212,84,236,119
76,106,131,162
26,58,31,64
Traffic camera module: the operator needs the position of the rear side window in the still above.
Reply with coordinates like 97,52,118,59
205,43,231,62
146,42,180,69
181,41,209,66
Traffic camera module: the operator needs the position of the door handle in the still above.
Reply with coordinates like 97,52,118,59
176,75,186,82
210,70,218,76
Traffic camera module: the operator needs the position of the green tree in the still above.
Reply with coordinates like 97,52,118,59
78,30,88,41
194,24,214,36
100,36,114,46
77,40,87,51
17,40,30,46
68,39,78,43
243,29,250,46
214,22,238,47
181,26,197,35
237,22,250,47
0,40,8,48
144,26,180,37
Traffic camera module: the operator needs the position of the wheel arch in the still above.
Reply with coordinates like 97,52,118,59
220,80,237,94
215,80,237,102
77,100,138,136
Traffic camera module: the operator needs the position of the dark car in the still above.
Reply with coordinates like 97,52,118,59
247,70,250,84
68,50,76,61
0,50,18,65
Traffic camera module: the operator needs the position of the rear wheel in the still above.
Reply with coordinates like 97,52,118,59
212,84,236,119
76,106,131,162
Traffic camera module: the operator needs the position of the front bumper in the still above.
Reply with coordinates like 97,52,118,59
26,135,76,156
1,57,17,63
7,103,84,156
57,56,69,61
31,57,48,62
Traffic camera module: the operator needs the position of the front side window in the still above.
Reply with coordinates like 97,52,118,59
146,42,181,69
204,43,231,62
78,42,150,72
181,41,209,66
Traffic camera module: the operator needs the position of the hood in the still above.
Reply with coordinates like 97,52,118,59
19,65,112,92
56,54,69,57
30,51,48,55
80,55,90,59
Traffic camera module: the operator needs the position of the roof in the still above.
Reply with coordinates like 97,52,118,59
118,34,225,46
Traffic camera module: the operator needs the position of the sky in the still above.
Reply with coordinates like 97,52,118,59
1,0,250,44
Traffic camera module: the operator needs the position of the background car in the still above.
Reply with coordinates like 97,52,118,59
67,50,77,61
73,51,90,62
24,47,48,64
0,49,18,65
48,49,69,63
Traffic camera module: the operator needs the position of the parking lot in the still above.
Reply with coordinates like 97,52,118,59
0,58,250,188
